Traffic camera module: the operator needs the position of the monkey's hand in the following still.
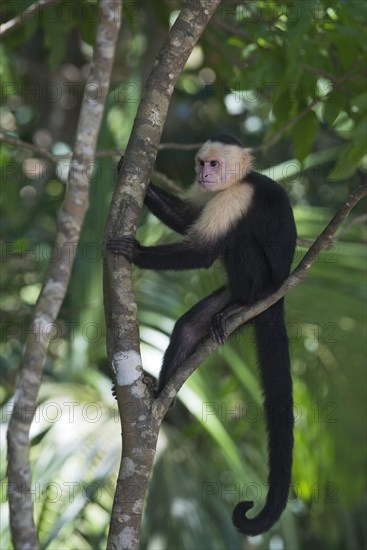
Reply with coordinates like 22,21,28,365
211,312,228,345
107,235,139,263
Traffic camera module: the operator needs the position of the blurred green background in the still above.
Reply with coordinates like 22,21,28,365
1,1,366,549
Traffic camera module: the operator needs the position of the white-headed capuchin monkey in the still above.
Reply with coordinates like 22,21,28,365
107,133,297,536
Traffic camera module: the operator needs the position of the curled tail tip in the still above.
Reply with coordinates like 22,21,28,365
232,500,281,537
232,501,255,534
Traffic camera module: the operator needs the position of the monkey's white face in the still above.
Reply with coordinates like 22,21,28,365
195,141,252,191
197,159,221,188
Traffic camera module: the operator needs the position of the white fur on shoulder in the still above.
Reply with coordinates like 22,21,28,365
187,183,254,242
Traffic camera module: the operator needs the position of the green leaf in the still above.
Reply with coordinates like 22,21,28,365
227,37,246,49
41,6,73,70
272,89,299,131
323,90,345,126
292,110,319,163
352,114,367,143
333,30,362,69
328,143,366,180
79,4,98,45
351,92,367,114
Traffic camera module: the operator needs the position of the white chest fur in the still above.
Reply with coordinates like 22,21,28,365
187,183,254,242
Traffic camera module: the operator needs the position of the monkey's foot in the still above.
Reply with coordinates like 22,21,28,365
211,312,228,344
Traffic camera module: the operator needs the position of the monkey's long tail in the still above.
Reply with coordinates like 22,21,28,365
232,299,294,536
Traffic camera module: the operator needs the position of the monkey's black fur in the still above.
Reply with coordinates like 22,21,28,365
209,132,243,146
108,135,297,536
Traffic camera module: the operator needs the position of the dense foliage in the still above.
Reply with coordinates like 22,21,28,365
1,1,366,549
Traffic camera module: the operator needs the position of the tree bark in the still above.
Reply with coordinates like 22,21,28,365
0,0,63,38
6,2,121,548
103,2,222,549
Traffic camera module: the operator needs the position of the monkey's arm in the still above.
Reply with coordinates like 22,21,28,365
107,236,219,270
144,182,196,234
117,154,192,233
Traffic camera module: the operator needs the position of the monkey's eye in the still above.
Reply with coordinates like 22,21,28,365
199,160,205,167
210,160,219,167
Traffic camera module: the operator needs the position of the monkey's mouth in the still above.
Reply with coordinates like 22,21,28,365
198,177,218,188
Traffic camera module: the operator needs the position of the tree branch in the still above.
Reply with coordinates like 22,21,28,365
151,170,182,193
6,3,120,549
0,132,62,161
155,184,367,414
0,0,63,38
2,132,354,251
158,141,202,150
254,98,320,152
0,132,203,159
214,18,259,46
102,2,221,549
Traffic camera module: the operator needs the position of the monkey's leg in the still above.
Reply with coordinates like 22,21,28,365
156,286,230,395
